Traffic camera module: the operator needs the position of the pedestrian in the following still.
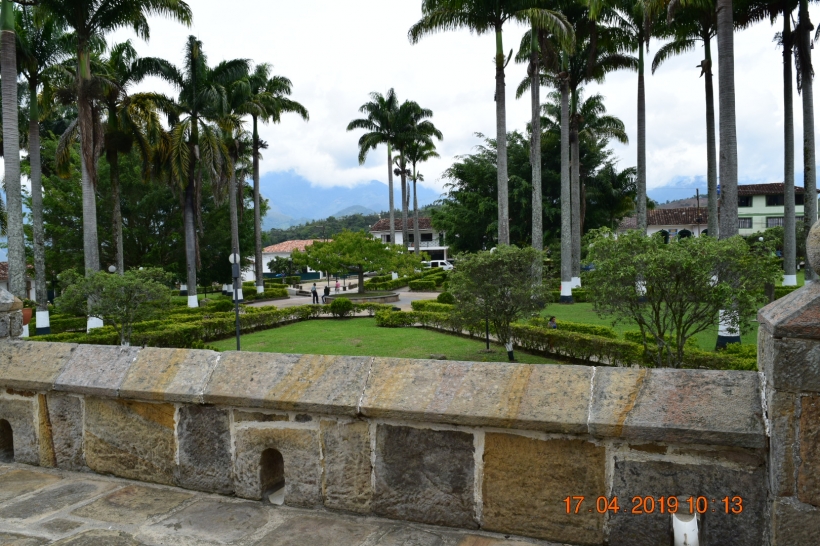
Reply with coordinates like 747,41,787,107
547,316,557,329
323,285,330,303
311,283,319,304
335,280,340,294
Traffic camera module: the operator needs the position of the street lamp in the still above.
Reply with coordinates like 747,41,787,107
108,265,116,273
228,249,241,351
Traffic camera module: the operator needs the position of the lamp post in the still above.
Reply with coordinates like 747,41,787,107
108,265,116,274
228,249,241,351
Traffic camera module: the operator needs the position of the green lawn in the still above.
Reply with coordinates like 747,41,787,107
542,302,758,351
776,269,805,286
211,318,556,364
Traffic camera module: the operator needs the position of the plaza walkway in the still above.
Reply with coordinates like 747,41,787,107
247,287,439,311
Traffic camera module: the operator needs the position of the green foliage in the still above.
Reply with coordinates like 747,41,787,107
284,276,301,285
410,300,454,313
585,229,780,368
242,288,288,302
409,280,436,291
263,213,385,246
265,278,284,286
267,256,296,276
329,297,354,318
436,291,455,304
512,324,644,367
549,288,590,303
375,309,419,328
529,317,617,338
775,285,800,299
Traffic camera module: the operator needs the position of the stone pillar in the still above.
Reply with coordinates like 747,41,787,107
759,220,820,544
0,287,23,339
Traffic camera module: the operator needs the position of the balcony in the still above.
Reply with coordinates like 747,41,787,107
406,240,445,248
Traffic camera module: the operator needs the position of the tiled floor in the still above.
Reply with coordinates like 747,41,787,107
0,463,564,546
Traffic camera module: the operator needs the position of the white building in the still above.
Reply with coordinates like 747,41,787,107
618,208,709,238
242,240,320,283
369,218,450,261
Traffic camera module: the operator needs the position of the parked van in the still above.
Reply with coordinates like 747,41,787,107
423,260,454,271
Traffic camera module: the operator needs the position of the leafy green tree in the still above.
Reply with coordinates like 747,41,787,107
263,212,386,245
404,138,440,255
291,230,421,293
449,245,550,361
56,267,171,346
267,256,294,276
585,229,780,367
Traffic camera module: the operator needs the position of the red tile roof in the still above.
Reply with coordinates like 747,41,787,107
262,240,318,253
737,183,812,195
619,208,710,230
370,217,433,232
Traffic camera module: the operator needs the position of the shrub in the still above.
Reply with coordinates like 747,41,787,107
265,278,285,285
284,276,301,285
529,317,617,339
437,292,455,304
774,285,800,300
411,300,454,313
375,309,418,327
409,280,436,291
330,297,354,318
243,288,288,302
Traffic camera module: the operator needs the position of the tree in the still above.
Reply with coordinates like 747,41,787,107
449,245,550,361
38,0,192,284
409,0,573,246
291,230,421,293
796,0,817,279
585,229,780,367
716,0,738,241
56,267,171,346
267,256,294,276
405,138,440,255
347,89,399,244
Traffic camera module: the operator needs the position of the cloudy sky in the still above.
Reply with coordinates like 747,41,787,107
110,0,820,201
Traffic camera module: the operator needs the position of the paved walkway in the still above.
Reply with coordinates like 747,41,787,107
247,287,440,311
0,463,562,546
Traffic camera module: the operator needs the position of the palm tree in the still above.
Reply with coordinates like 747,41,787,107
38,0,191,282
236,65,308,294
409,0,573,246
716,0,738,240
16,6,68,333
796,0,816,280
404,137,441,255
347,89,399,244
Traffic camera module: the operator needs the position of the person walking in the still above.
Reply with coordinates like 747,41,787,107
311,283,319,304
322,285,330,303
335,280,340,294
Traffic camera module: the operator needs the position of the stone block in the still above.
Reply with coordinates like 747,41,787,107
481,433,605,544
765,337,820,394
55,345,139,397
758,281,820,340
84,397,176,486
0,397,38,464
204,353,370,415
40,519,83,534
360,360,591,433
233,424,322,507
0,479,114,521
252,514,379,546
175,405,233,494
119,348,219,403
799,394,820,507
43,394,85,471
142,499,269,544
320,420,371,513
0,341,75,391
72,484,193,523
234,410,288,423
608,459,766,545
0,533,46,545
772,498,820,546
589,367,765,448
0,469,61,503
51,530,141,545
373,424,476,529
768,390,797,496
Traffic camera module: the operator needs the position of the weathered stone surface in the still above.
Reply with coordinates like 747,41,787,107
54,345,138,397
763,337,820,394
143,500,269,543
0,341,75,391
0,533,47,545
759,281,820,340
233,424,322,506
320,420,371,513
84,398,176,486
51,530,141,546
373,527,446,545
768,390,797,496
0,397,38,465
360,360,590,433
373,424,475,529
253,514,379,546
234,410,289,423
799,394,820,506
204,353,370,414
482,433,605,544
0,289,21,313
455,537,542,546
72,484,192,523
0,469,61,503
119,348,219,403
39,519,83,534
36,395,55,468
608,459,766,545
589,367,765,448
175,406,232,494
772,498,820,545
44,394,84,471
0,480,113,521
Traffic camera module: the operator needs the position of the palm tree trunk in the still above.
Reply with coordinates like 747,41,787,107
413,164,420,256
560,77,572,303
637,43,647,234
530,27,543,264
704,32,718,238
81,153,104,332
109,152,124,274
783,12,797,286
183,176,198,307
253,115,264,294
400,155,409,247
29,84,49,334
495,24,510,245
570,124,581,285
716,0,738,240
799,0,817,281
229,155,243,302
77,43,101,283
387,143,396,243
2,0,24,299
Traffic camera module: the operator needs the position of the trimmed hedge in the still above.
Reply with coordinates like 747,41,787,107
410,300,455,313
511,324,643,367
549,288,590,303
437,292,455,304
284,276,300,285
265,278,285,286
529,317,617,339
330,297,354,318
243,288,289,302
409,280,436,291
775,285,800,299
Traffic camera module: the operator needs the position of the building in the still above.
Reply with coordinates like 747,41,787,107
618,208,710,238
369,218,450,261
242,240,320,283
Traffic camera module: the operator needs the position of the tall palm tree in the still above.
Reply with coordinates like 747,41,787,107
796,0,816,280
409,0,572,246
16,6,68,333
716,0,738,240
1,0,24,299
38,0,191,284
236,65,307,294
347,89,399,243
404,137,441,255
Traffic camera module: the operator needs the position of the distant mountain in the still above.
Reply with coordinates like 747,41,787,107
656,196,702,209
259,170,440,230
332,205,377,217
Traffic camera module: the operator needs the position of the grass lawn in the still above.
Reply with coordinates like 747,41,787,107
542,303,759,351
776,269,805,286
211,318,556,364
171,292,229,305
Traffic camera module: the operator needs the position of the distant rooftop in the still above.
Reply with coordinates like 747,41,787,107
370,217,433,232
262,240,318,253
619,207,709,230
737,183,813,196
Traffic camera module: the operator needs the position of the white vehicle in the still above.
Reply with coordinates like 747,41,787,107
424,260,454,270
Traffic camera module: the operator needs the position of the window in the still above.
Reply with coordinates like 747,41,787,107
796,194,805,205
260,448,285,505
738,218,753,229
382,235,391,243
766,195,785,207
767,217,785,228
421,233,433,242
0,420,12,463
738,195,753,207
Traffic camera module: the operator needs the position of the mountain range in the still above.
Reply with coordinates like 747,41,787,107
259,170,441,229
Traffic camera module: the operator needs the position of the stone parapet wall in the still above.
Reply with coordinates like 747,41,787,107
0,341,769,545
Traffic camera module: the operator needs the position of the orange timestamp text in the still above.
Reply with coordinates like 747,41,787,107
563,495,744,515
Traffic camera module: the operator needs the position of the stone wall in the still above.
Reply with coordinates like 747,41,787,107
0,341,769,545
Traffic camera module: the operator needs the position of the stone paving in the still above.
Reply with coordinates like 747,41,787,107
0,463,564,546
247,287,439,311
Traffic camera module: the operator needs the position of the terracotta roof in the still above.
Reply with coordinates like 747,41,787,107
618,207,709,230
262,240,318,253
370,217,434,232
737,183,812,195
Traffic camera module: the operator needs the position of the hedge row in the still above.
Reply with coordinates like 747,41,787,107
409,280,436,291
511,323,643,367
410,300,455,313
285,276,301,285
242,288,289,302
365,268,444,291
549,288,590,303
529,317,618,339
